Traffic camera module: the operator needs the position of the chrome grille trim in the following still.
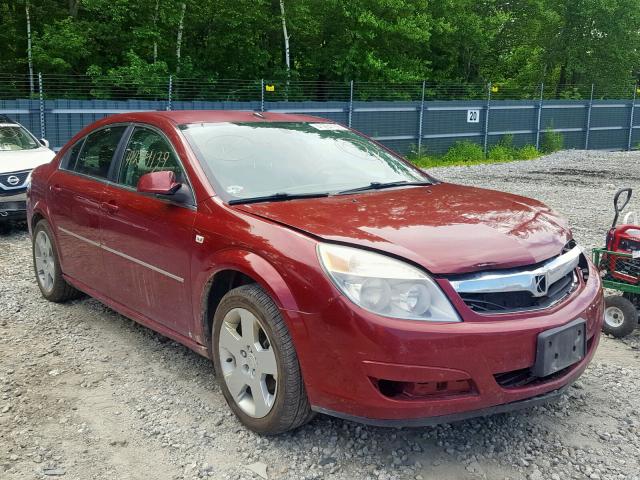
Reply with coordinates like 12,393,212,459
0,169,31,191
450,246,582,298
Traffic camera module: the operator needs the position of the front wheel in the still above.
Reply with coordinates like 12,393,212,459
603,295,638,338
212,284,313,434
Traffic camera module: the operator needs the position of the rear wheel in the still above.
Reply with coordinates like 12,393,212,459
32,219,81,302
212,284,313,434
603,295,638,338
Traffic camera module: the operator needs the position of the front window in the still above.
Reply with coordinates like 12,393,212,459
181,122,428,201
118,127,185,187
0,124,39,151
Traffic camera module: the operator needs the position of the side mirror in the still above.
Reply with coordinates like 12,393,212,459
40,138,49,148
137,171,181,195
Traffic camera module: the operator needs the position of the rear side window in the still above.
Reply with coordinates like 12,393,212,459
118,127,184,188
69,126,126,179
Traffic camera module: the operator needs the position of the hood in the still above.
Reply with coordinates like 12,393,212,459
233,183,572,274
0,147,55,173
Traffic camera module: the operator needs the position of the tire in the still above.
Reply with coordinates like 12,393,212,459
32,219,82,302
623,292,640,309
211,284,314,434
603,295,638,338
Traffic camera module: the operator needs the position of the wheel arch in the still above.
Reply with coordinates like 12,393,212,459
29,200,49,235
196,249,304,354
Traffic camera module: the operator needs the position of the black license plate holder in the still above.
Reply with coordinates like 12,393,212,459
533,318,586,378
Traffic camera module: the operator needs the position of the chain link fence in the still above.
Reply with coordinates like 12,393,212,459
1,74,639,155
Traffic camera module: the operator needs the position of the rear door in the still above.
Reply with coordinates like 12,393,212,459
48,125,127,293
100,125,197,337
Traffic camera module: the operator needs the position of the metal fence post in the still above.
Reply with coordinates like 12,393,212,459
167,75,173,111
535,83,544,150
260,79,265,112
348,80,354,128
584,84,594,149
38,72,45,139
417,80,426,155
628,83,637,151
483,82,492,156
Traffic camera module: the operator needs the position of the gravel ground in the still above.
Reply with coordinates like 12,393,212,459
1,150,640,480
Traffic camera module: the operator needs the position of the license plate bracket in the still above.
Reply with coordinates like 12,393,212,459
533,318,586,378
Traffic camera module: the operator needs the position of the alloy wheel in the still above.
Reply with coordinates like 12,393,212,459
34,230,55,294
218,308,278,418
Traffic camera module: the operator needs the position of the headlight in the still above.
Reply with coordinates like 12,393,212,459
317,243,460,322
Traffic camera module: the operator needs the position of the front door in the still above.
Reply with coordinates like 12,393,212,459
47,125,127,293
100,125,196,337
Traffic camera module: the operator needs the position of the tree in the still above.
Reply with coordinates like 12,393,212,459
1,0,639,98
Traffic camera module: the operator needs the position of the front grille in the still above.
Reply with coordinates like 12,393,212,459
0,186,27,197
460,271,577,313
494,365,570,388
0,170,30,189
450,243,585,314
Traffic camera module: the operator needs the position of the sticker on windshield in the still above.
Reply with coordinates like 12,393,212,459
226,185,244,195
309,123,348,131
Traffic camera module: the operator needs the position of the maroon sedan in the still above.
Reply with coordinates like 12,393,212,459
27,111,603,434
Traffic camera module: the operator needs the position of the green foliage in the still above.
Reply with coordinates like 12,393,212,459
442,141,485,164
517,144,541,159
497,134,514,148
88,52,169,99
488,144,515,161
410,140,542,168
486,136,541,162
541,128,564,153
2,0,640,95
411,155,439,168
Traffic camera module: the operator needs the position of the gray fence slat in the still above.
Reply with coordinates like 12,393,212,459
4,91,640,155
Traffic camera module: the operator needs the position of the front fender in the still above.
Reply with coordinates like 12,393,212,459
191,247,306,346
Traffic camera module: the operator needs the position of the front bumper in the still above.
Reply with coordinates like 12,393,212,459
313,384,569,427
0,191,27,221
292,262,604,423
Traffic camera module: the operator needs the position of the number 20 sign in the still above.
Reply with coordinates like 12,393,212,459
467,109,480,123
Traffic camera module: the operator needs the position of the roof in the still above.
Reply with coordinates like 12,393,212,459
104,110,332,126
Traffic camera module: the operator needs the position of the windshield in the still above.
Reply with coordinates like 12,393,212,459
181,122,429,201
0,124,39,151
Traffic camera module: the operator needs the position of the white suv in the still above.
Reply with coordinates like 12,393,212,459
0,115,55,222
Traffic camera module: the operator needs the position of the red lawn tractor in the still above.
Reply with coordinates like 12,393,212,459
593,188,640,338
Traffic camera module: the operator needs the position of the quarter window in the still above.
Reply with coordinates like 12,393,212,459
70,126,126,179
118,127,184,188
64,139,84,170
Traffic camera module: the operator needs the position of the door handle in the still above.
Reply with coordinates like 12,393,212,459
101,201,119,214
51,184,63,193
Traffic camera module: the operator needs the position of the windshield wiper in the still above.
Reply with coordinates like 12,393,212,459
337,180,432,195
228,191,330,205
